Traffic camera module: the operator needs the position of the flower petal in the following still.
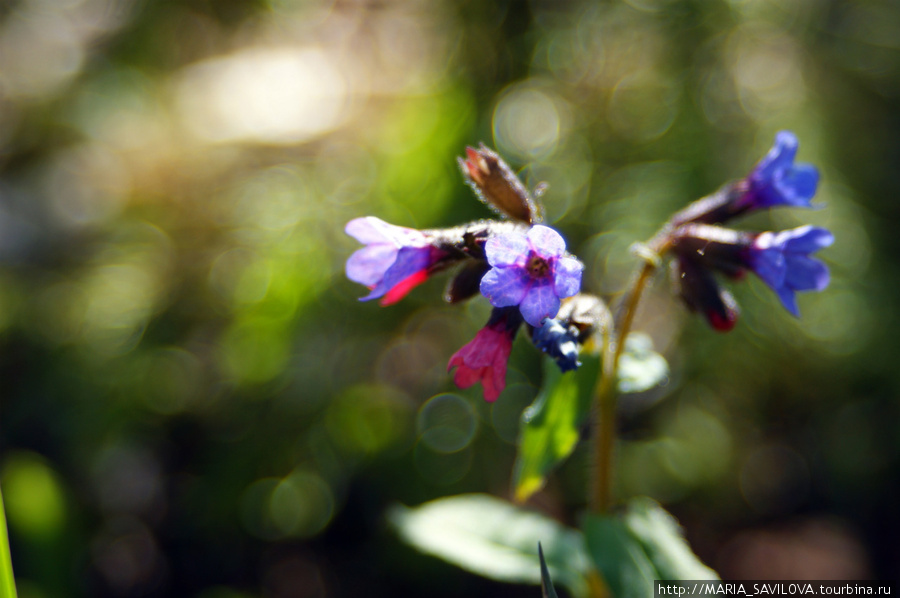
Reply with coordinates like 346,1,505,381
754,131,798,183
774,164,819,206
485,232,529,267
750,245,786,290
380,270,429,305
482,358,506,402
480,266,530,307
774,284,800,317
345,216,425,246
345,217,390,244
345,244,398,286
452,364,483,389
781,225,834,253
363,246,432,301
526,225,566,258
784,254,830,292
519,281,560,327
553,256,583,298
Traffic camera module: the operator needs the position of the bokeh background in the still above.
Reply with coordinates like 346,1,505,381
1,0,897,595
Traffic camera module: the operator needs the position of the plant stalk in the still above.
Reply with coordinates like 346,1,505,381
589,250,660,513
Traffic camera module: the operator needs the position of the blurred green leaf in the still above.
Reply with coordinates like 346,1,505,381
513,354,601,502
389,494,591,598
584,498,717,598
617,333,668,394
584,513,656,598
622,497,719,581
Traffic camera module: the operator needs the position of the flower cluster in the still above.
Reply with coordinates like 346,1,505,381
345,146,585,400
668,131,832,330
345,133,833,400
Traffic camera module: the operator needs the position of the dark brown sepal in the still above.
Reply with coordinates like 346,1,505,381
672,256,740,332
444,259,491,303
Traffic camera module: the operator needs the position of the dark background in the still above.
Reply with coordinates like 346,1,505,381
1,0,897,596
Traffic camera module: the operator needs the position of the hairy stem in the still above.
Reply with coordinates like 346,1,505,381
589,247,661,513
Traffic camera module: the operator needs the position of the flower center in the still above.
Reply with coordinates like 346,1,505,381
526,254,550,278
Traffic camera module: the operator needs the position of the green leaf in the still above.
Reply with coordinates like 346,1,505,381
584,513,657,598
584,498,718,598
617,333,668,394
389,494,591,598
513,354,601,502
622,497,719,581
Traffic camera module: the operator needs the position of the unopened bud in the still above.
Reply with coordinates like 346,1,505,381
458,144,539,224
673,256,740,332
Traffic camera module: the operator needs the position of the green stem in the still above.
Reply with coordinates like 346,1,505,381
0,487,17,598
589,247,662,513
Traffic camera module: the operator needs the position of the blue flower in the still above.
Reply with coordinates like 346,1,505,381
479,225,583,327
741,131,819,210
532,319,581,372
746,225,834,317
671,223,833,324
345,217,446,305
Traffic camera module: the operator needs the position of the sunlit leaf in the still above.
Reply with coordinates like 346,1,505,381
622,498,719,581
389,494,591,598
584,498,718,598
617,333,668,394
513,354,601,502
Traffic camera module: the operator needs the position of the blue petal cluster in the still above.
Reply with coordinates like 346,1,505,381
742,131,820,210
532,319,581,372
747,225,834,317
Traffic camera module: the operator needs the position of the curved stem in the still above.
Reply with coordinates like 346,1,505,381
589,258,658,513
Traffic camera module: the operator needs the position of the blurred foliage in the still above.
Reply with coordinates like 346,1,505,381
0,0,898,595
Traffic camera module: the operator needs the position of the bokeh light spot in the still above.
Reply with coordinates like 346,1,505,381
137,347,203,414
175,46,347,145
1,452,67,539
413,443,473,486
493,83,562,160
740,443,811,516
269,471,335,538
326,384,414,456
417,393,478,453
607,74,679,141
218,317,291,385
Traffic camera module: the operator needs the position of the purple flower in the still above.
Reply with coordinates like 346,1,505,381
448,308,522,402
746,225,834,317
345,217,446,305
479,225,583,327
741,130,819,211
